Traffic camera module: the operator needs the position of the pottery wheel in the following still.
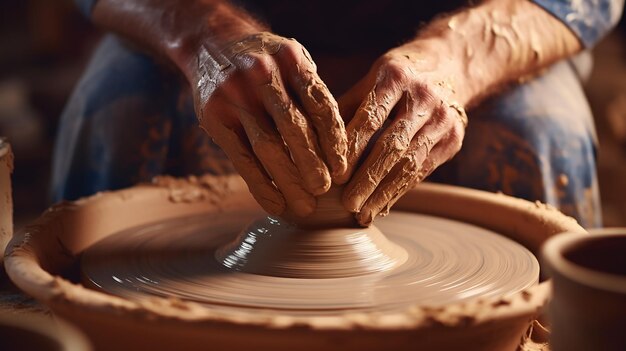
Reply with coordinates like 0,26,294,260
81,210,539,315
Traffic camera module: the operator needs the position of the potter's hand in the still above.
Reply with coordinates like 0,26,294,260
337,49,467,226
334,0,584,226
91,1,347,218
192,32,347,217
91,0,582,222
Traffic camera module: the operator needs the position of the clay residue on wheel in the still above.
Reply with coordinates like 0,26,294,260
215,217,408,279
152,174,237,203
82,210,540,314
4,175,588,351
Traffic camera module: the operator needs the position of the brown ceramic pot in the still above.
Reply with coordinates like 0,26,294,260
542,229,626,351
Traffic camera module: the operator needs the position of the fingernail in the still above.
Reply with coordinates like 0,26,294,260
333,173,349,185
306,173,331,196
331,168,348,185
333,166,351,185
356,209,375,227
331,156,348,182
292,198,316,217
343,194,363,213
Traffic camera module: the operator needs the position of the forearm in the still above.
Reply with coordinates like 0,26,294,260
92,0,266,79
400,0,582,107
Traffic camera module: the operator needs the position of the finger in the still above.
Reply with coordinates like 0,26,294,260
337,74,375,122
343,104,450,212
277,45,348,180
257,68,332,195
237,107,316,217
355,134,459,226
335,74,404,185
206,119,286,216
342,93,430,212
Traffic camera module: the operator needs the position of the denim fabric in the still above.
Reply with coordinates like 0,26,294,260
534,0,624,48
75,0,96,18
50,36,234,202
430,56,601,228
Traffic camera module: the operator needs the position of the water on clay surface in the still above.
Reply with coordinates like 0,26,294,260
81,210,539,316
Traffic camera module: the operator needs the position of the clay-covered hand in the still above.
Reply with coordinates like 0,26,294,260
337,49,468,226
191,32,347,217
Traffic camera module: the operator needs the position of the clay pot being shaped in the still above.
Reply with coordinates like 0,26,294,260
543,229,626,351
4,175,586,351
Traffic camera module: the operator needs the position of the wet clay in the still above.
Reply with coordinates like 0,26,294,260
5,175,587,351
215,217,409,279
211,185,407,279
195,31,347,217
222,32,348,182
280,185,355,227
82,210,538,313
81,179,538,308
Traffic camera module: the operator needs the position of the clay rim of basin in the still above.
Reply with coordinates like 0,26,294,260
542,229,626,294
5,175,586,331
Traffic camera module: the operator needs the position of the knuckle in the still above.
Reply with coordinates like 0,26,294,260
426,105,449,129
393,118,413,132
449,128,464,154
412,82,435,101
279,40,304,65
451,120,465,139
417,159,436,180
408,87,437,111
432,104,449,121
382,131,411,154
384,60,411,84
382,137,406,155
248,55,275,81
403,151,421,173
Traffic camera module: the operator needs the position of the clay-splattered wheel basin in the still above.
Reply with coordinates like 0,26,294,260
4,175,585,351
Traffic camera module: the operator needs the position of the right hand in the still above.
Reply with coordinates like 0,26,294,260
189,32,347,217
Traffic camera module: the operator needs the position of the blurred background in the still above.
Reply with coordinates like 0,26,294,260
1,0,625,228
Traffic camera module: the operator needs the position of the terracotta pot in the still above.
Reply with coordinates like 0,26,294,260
542,229,626,351
4,175,585,351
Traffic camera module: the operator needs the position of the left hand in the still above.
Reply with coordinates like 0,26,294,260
337,47,468,226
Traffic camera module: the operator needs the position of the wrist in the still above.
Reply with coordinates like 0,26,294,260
164,6,264,83
388,38,477,108
403,0,581,108
93,0,265,84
